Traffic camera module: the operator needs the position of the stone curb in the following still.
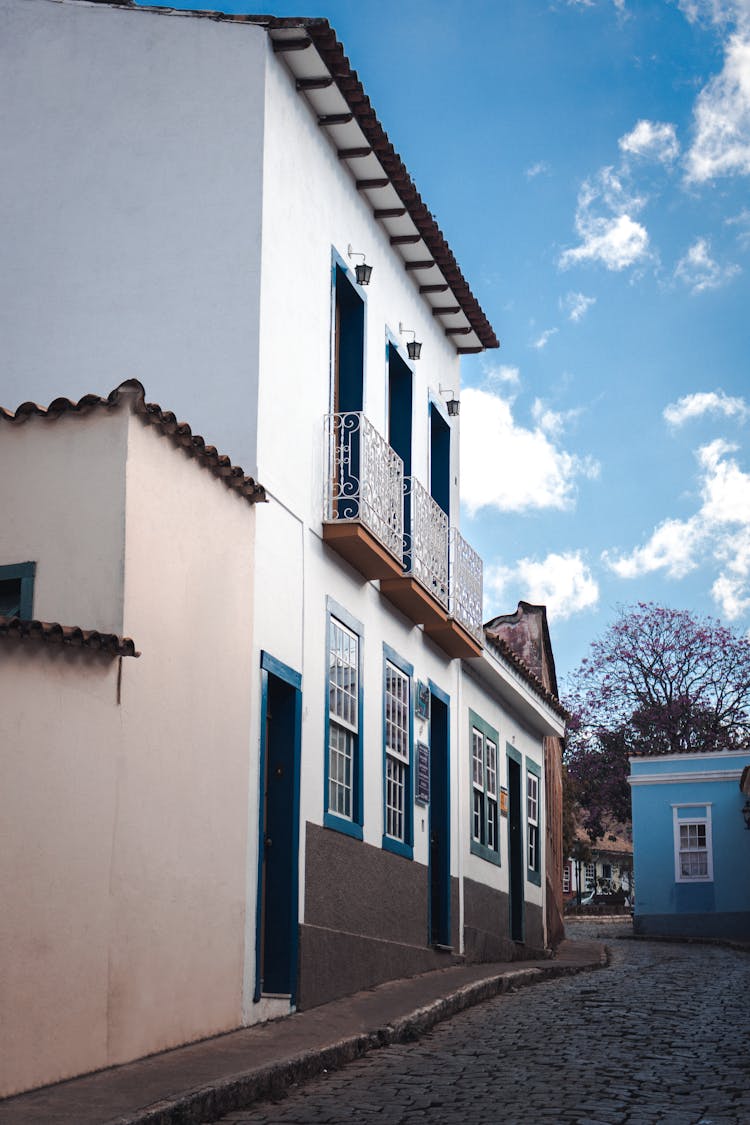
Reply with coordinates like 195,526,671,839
105,957,606,1125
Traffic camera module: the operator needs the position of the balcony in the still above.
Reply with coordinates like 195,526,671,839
323,413,484,660
323,412,406,580
380,477,450,629
423,528,483,657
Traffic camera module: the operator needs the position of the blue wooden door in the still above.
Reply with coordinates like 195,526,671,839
256,655,302,1002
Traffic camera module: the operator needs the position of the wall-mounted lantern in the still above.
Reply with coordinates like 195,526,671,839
439,383,460,416
347,244,372,286
399,322,422,360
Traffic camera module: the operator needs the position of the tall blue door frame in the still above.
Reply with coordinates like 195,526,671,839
428,680,451,947
254,652,302,1005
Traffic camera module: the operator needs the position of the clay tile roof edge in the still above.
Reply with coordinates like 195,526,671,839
0,615,139,658
0,379,267,506
482,631,569,722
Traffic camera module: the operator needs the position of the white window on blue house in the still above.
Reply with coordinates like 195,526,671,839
325,601,364,840
382,646,413,859
673,805,713,882
469,711,500,866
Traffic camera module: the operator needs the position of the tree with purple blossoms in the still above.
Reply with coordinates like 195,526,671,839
564,602,750,841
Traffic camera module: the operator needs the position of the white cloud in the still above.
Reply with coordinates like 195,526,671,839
560,213,649,270
619,119,680,163
526,161,550,179
561,291,596,322
698,437,750,521
531,398,583,439
559,167,650,271
684,28,750,182
531,327,558,349
460,387,599,516
674,236,741,291
604,516,704,579
486,551,599,622
725,206,750,246
484,363,521,388
664,389,750,427
678,1,750,31
603,437,750,620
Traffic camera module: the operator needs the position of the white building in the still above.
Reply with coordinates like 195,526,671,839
0,0,566,1098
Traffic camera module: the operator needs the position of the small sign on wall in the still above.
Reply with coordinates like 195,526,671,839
415,741,430,805
415,680,430,721
500,787,509,817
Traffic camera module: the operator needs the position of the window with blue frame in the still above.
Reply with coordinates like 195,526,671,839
469,710,501,866
382,645,413,859
0,562,35,619
325,600,363,840
526,760,542,885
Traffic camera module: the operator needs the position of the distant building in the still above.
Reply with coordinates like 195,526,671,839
564,821,633,906
629,749,750,940
485,602,567,945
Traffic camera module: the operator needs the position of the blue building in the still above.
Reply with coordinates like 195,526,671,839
630,749,750,941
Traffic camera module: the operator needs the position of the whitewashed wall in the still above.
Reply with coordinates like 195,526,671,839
0,0,266,473
0,409,257,1096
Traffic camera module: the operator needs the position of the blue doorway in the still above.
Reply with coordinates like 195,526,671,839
507,746,525,943
428,682,451,948
255,653,302,1003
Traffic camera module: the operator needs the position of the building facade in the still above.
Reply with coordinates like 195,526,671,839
0,0,567,1098
629,750,750,940
485,603,566,945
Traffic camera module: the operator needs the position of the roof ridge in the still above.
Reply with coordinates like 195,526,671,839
0,380,266,505
0,614,139,658
482,632,569,721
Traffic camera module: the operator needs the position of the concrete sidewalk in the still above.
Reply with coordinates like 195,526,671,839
0,939,606,1125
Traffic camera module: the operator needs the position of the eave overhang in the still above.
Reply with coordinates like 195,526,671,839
466,643,566,739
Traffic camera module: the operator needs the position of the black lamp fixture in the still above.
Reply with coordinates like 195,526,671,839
439,384,460,417
399,322,422,361
742,798,750,830
347,244,372,286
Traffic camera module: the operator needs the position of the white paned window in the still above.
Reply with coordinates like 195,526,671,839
328,618,359,820
472,728,485,844
563,865,571,894
486,739,498,851
469,714,500,863
384,661,410,843
585,863,596,890
527,771,539,874
673,806,713,882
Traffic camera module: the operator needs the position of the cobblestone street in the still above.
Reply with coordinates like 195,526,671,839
213,920,750,1125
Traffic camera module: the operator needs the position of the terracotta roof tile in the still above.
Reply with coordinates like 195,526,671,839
0,615,139,658
483,632,569,722
0,379,266,505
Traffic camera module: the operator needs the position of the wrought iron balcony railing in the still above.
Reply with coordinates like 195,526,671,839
449,527,483,642
324,412,404,563
403,476,449,611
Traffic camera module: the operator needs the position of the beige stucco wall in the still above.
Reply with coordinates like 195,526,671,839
0,408,257,1097
0,407,129,633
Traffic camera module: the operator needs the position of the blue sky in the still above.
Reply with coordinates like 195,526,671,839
144,0,750,681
